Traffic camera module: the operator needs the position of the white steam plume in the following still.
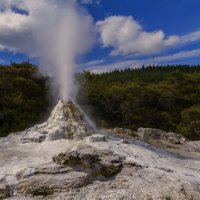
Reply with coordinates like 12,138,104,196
0,0,94,101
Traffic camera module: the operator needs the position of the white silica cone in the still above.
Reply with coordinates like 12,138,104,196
21,100,93,143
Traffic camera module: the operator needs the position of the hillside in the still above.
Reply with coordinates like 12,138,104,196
0,62,49,137
0,63,200,140
77,65,200,139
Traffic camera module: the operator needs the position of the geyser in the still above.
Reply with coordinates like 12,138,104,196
33,0,95,101
0,0,95,101
21,100,94,143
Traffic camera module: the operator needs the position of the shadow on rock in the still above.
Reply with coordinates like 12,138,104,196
52,145,124,179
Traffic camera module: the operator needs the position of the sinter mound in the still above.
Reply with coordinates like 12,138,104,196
21,100,93,143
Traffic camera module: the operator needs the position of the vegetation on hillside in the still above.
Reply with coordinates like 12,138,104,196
77,65,200,140
0,62,49,137
0,63,199,140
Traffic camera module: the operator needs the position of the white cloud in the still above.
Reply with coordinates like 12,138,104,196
96,16,180,56
0,4,31,53
0,10,27,30
81,0,101,5
81,0,93,3
87,48,200,73
180,30,200,43
0,0,95,101
83,59,105,66
0,0,94,56
148,48,200,63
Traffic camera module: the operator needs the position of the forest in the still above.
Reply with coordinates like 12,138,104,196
0,62,49,137
77,65,200,140
0,63,200,139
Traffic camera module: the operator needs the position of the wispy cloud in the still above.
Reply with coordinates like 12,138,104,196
83,59,105,66
0,58,5,64
147,48,200,63
81,0,101,5
180,30,200,43
86,48,200,73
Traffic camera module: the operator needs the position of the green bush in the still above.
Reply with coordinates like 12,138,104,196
177,105,200,139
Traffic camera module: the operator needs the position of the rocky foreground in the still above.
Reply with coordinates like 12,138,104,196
0,101,200,200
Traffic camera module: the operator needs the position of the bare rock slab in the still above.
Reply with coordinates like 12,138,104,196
15,172,90,196
53,145,124,178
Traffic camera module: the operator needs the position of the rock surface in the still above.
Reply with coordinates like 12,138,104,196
137,127,187,144
105,128,137,139
15,170,90,196
0,183,11,199
0,101,200,200
21,101,93,143
53,145,123,178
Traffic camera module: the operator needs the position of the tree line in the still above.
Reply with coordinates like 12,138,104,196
77,65,200,140
0,63,199,140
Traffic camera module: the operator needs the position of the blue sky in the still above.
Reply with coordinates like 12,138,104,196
1,0,200,72
82,0,200,72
